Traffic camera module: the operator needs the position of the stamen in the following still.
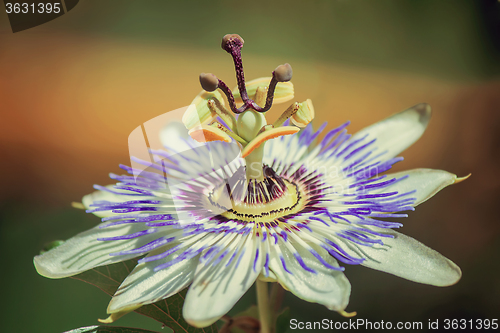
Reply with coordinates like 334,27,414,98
210,121,248,145
241,126,300,158
207,98,237,131
258,125,274,135
254,86,268,107
291,99,314,128
273,102,300,128
188,125,232,143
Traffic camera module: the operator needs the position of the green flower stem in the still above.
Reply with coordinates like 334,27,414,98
270,282,285,312
256,279,271,333
269,282,285,332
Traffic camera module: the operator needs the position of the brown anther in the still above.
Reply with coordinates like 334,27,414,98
210,121,233,136
221,34,244,52
199,73,219,92
207,99,237,130
273,102,300,128
274,63,293,82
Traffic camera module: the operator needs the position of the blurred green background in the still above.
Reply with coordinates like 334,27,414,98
1,0,499,332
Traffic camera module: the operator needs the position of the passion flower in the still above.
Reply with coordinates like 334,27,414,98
34,34,465,329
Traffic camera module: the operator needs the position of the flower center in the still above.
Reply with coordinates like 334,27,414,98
202,166,307,224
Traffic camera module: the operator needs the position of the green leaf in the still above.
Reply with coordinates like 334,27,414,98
275,308,290,333
72,259,218,333
64,325,159,333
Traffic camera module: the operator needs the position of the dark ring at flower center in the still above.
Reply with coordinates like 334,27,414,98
204,165,306,224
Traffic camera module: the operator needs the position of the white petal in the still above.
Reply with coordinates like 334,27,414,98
340,229,461,286
34,223,166,278
107,244,199,313
373,168,467,206
183,235,263,328
268,240,351,312
351,103,431,159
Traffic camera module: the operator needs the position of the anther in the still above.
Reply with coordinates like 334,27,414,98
254,86,268,107
273,102,300,128
199,73,219,92
291,99,315,127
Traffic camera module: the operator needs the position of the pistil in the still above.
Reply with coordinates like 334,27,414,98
237,109,267,181
188,34,313,184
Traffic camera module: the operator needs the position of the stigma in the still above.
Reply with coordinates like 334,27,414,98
181,34,315,181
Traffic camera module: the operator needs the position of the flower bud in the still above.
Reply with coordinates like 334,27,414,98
291,99,315,127
232,77,294,104
182,90,224,130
